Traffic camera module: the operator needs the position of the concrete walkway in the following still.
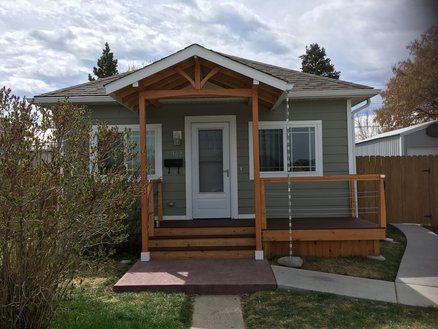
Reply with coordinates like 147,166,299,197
393,224,438,307
273,224,438,307
191,295,244,329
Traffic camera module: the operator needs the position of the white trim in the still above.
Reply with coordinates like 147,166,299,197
255,250,264,260
105,44,292,94
238,214,255,219
33,95,115,104
185,115,239,219
347,99,356,174
140,252,150,262
248,120,323,179
287,89,381,99
90,123,162,180
155,215,190,220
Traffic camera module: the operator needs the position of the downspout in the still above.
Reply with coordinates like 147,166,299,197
351,98,371,115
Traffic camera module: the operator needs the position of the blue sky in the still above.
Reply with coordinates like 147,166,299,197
0,0,436,112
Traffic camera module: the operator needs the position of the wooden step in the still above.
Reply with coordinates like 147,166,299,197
151,249,254,260
149,236,256,248
154,226,255,237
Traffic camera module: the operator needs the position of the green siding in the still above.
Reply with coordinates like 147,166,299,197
87,99,350,218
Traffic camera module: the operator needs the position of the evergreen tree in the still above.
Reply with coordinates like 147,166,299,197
299,43,340,79
88,42,118,81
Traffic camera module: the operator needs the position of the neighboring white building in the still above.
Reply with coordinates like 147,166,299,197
356,120,438,156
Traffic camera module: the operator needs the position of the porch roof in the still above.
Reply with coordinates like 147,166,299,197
34,44,379,107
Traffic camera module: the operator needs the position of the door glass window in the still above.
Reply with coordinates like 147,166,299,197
198,129,223,192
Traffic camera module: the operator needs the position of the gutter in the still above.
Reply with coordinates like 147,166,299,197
351,98,371,115
270,85,294,111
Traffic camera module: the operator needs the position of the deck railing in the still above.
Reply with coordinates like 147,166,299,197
147,178,163,237
259,174,387,229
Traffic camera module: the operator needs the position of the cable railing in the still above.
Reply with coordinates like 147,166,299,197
260,174,387,229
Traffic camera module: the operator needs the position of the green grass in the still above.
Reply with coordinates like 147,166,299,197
243,290,438,329
298,225,406,281
49,259,192,329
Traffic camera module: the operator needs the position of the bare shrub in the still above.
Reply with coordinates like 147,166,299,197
0,87,141,329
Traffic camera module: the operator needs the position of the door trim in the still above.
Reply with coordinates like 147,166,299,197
185,115,238,219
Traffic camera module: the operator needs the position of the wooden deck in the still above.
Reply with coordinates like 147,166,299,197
148,217,385,259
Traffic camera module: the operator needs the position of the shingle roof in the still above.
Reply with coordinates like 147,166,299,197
37,71,138,97
219,53,373,91
35,44,373,98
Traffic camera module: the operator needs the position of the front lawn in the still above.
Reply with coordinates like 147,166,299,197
243,290,438,329
299,224,406,281
49,259,192,329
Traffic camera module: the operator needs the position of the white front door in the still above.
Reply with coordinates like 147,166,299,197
192,122,231,218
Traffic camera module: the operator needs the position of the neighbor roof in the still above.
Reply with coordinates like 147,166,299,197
356,120,438,144
35,43,377,100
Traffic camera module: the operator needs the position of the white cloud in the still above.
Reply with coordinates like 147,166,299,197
0,0,436,98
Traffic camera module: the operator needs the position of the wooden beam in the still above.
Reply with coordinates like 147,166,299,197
262,228,386,241
194,56,201,89
141,88,253,99
139,60,193,88
260,174,382,183
139,97,149,253
252,85,263,252
175,67,196,88
201,67,220,88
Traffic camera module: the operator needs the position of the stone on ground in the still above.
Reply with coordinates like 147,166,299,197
367,255,386,261
277,256,303,268
191,295,244,329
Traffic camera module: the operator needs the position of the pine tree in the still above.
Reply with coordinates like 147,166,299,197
299,43,340,79
88,42,118,81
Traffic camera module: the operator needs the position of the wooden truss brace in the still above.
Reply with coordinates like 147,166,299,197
174,56,221,90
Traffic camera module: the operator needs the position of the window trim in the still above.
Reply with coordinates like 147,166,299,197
90,124,162,179
248,120,323,179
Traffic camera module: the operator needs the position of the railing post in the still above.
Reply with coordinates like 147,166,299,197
379,174,387,228
139,97,150,261
157,179,163,222
261,181,267,229
148,184,155,237
252,83,263,260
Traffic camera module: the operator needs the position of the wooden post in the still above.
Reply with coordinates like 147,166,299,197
139,97,150,260
261,181,267,229
349,180,358,218
252,83,263,258
157,179,163,221
379,174,387,229
148,184,155,237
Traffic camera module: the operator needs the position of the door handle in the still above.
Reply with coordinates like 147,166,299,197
223,169,230,177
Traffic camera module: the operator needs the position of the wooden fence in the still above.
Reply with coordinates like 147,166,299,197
357,156,438,227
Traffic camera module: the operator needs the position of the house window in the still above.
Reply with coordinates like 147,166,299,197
91,124,162,179
249,121,322,179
